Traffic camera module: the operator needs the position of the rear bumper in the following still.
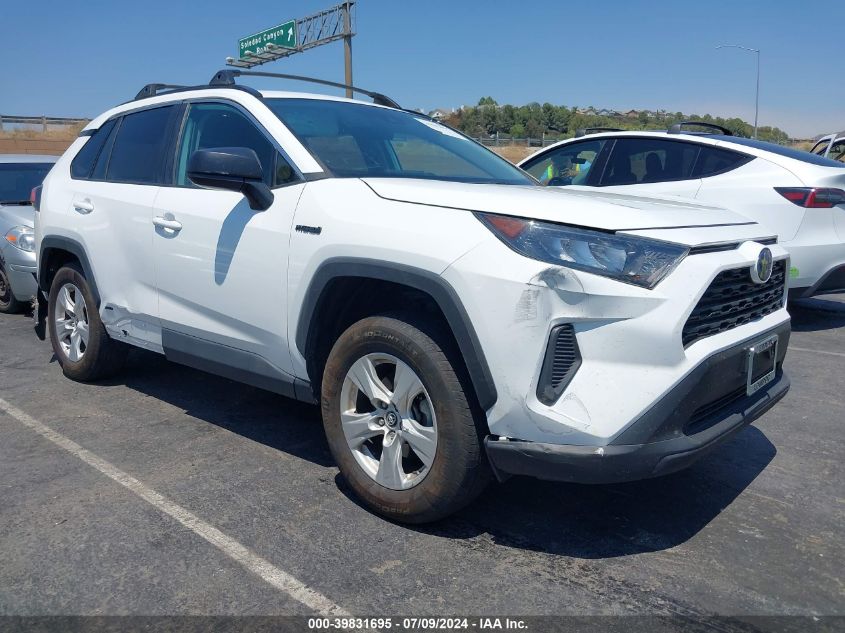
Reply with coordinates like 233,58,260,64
789,263,845,300
486,322,790,484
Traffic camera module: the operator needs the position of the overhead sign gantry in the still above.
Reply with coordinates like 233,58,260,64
226,2,356,97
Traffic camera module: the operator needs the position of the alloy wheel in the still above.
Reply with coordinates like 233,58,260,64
340,353,438,490
53,283,90,362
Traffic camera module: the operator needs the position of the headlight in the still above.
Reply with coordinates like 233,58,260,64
4,226,35,253
477,213,688,289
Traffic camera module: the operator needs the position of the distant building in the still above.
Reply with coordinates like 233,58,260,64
624,109,640,119
428,108,451,121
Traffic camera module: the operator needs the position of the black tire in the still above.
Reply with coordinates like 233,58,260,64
48,263,127,381
321,315,491,523
0,261,24,314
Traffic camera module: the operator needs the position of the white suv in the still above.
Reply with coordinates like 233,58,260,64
35,72,791,522
519,123,845,299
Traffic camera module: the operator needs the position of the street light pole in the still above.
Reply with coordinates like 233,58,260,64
717,44,760,139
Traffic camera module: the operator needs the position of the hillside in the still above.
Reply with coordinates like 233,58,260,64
444,98,791,144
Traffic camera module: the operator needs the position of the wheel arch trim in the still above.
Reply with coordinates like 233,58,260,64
295,258,498,411
38,236,100,306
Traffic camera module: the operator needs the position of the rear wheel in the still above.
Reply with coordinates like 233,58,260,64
0,262,24,314
321,315,490,523
48,264,127,381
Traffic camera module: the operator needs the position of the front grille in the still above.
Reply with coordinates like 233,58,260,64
536,324,582,405
683,260,786,347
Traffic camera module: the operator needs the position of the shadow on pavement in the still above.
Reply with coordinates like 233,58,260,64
111,349,334,468
100,335,777,560
339,424,777,559
788,295,845,332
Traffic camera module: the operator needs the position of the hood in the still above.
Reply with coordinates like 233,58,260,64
361,178,755,233
0,203,35,229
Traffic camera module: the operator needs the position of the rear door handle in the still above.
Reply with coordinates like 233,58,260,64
153,216,183,232
73,200,94,214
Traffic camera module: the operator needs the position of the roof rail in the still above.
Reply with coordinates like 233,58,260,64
209,69,402,109
134,83,189,100
132,82,263,102
574,127,623,138
667,121,733,136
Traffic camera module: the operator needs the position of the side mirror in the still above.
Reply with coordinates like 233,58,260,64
187,147,274,211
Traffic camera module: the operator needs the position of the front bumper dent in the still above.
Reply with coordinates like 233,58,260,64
486,323,791,484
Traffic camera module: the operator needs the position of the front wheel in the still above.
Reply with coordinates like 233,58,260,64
0,261,24,314
47,263,127,381
321,315,490,523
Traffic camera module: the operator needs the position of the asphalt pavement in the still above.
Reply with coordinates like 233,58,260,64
0,296,842,621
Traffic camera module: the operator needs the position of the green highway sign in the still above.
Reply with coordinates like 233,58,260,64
239,20,297,58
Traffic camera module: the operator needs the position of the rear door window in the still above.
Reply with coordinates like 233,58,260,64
600,138,699,186
106,105,178,184
522,140,607,186
691,146,752,178
70,119,117,180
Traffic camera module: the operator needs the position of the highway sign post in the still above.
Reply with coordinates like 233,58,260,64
239,20,297,59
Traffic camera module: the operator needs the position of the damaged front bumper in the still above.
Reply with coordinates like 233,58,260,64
485,322,791,484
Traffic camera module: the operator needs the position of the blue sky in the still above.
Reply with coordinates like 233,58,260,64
3,0,842,137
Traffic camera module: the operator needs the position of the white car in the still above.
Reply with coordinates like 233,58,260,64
519,123,845,299
35,74,790,522
810,132,845,163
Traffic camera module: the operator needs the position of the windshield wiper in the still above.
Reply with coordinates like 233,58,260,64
0,200,32,206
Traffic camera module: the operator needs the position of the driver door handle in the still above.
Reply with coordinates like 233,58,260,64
152,216,183,232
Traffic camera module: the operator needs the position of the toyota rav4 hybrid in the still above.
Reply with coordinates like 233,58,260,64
519,123,845,299
34,72,791,522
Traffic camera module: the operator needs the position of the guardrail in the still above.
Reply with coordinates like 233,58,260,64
0,115,91,132
474,136,563,148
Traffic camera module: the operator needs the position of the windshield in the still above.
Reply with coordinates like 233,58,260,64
0,163,53,203
266,98,535,186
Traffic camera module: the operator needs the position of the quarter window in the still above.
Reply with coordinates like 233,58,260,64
107,106,177,184
175,102,298,188
523,140,607,186
70,119,117,180
91,119,121,180
811,139,830,155
691,146,751,178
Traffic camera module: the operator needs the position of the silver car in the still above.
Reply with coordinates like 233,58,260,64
1,155,57,312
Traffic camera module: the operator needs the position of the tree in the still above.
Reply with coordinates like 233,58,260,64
477,96,498,107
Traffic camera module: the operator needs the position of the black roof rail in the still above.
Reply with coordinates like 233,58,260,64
574,127,623,138
667,121,733,136
134,83,189,100
132,83,262,102
209,69,402,109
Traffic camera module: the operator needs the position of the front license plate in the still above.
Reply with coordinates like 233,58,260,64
746,335,779,396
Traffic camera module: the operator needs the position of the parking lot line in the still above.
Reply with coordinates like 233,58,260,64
0,396,350,618
788,346,845,358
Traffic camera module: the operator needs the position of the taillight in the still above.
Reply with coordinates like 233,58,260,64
775,187,845,208
31,185,42,212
